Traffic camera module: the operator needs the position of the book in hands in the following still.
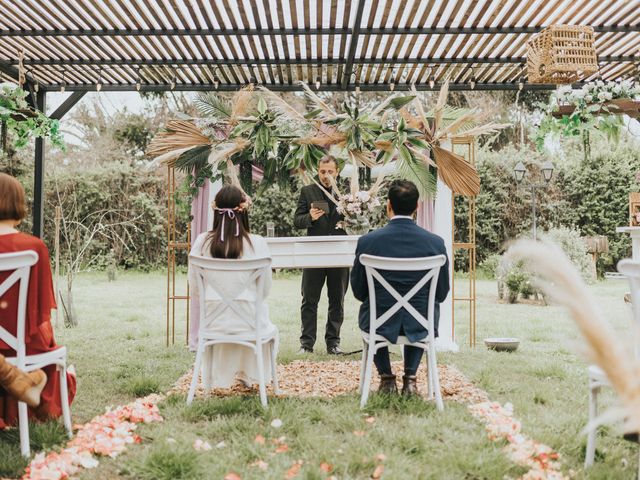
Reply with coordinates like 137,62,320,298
311,201,330,214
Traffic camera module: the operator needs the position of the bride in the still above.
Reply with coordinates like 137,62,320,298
189,185,276,388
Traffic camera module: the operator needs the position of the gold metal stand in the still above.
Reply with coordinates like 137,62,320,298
166,165,191,346
451,137,477,347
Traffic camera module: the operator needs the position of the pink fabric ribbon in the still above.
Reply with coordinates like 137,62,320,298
216,208,240,242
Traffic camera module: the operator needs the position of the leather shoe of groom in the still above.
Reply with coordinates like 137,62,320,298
402,375,418,396
378,374,397,394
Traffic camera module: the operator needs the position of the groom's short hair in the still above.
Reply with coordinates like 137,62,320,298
318,155,338,170
388,180,419,215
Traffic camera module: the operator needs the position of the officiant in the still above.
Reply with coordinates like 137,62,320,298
293,155,349,355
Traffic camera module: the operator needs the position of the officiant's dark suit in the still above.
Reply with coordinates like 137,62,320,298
350,179,450,393
293,156,349,354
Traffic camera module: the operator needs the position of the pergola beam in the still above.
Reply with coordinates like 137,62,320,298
16,55,638,67
49,91,86,120
0,25,637,37
341,0,367,89
35,82,580,93
32,91,45,238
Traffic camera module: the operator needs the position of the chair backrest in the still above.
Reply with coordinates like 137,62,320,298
188,254,272,341
0,250,39,363
359,254,446,341
617,259,640,354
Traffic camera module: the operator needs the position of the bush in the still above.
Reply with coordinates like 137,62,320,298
541,227,594,283
250,183,302,237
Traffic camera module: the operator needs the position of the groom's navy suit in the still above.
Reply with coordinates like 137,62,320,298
351,217,450,345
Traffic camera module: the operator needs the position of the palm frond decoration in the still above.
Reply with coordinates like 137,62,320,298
146,120,212,158
432,145,480,196
230,86,255,122
394,150,438,198
194,92,232,120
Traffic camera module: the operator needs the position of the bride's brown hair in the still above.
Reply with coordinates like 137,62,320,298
207,185,252,259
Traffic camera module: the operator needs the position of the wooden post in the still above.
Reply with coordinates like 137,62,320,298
54,206,61,327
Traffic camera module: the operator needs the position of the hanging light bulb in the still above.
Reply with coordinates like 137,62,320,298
213,74,220,89
355,80,360,94
389,79,395,91
429,76,435,89
135,67,141,91
60,69,66,93
518,77,524,91
470,76,476,90
96,68,102,92
315,76,321,89
33,81,39,93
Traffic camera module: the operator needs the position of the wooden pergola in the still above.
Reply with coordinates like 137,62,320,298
0,0,637,235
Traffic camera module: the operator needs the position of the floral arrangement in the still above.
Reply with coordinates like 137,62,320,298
534,80,640,158
0,84,65,150
335,189,383,234
554,80,640,105
22,393,163,480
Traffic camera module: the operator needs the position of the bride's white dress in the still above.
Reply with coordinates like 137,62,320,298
189,232,275,388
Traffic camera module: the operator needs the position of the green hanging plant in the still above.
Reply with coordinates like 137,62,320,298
0,85,65,150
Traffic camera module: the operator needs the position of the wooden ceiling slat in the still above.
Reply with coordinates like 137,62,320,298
246,2,275,84
260,0,284,84
287,0,305,83
390,0,421,85
212,1,250,83
151,1,201,62
136,0,189,60
237,1,267,84
336,0,353,82
604,34,640,57
360,0,381,85
605,1,640,26
192,0,235,84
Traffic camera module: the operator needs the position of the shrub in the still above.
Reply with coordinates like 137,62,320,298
541,227,594,283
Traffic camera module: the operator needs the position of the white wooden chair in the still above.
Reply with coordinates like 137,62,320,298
358,254,447,409
585,258,640,468
187,255,279,407
0,251,72,457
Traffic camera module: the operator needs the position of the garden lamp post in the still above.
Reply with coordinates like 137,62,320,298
514,161,555,240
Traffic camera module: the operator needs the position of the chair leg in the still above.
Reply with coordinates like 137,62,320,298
360,346,376,409
585,383,599,468
425,350,434,400
58,365,73,438
359,341,368,392
428,346,444,411
202,345,213,391
187,343,205,405
18,400,30,457
270,339,280,394
256,346,268,408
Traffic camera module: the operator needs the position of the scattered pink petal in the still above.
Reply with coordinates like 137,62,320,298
270,418,283,428
224,473,242,480
250,460,269,470
371,464,385,479
193,439,212,451
353,430,366,437
254,434,266,445
286,460,303,478
275,444,290,453
365,416,376,424
320,462,333,473
375,453,386,462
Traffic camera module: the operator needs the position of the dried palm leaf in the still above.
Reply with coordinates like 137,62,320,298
347,151,360,195
437,110,480,138
399,107,422,130
208,138,250,170
152,146,196,167
146,120,210,157
297,130,345,147
298,82,338,120
409,84,429,131
434,79,450,130
432,145,480,196
449,122,512,139
374,139,393,151
507,240,640,434
230,87,254,122
349,149,377,168
257,86,307,124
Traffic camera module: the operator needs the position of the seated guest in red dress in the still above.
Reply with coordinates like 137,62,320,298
0,173,77,428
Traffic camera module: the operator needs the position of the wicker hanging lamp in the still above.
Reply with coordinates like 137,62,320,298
527,25,598,84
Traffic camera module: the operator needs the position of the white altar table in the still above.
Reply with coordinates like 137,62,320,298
265,235,359,268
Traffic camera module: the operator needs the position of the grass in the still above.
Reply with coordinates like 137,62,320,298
0,271,638,478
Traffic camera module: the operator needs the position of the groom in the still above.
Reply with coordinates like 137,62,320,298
350,180,450,395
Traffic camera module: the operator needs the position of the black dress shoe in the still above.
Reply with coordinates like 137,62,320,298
378,374,397,394
327,345,344,355
297,347,313,354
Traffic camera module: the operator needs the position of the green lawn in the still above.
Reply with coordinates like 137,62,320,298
1,271,638,479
